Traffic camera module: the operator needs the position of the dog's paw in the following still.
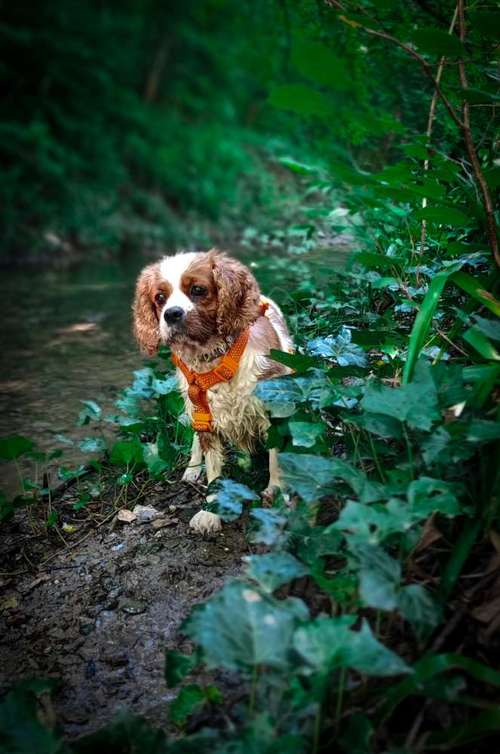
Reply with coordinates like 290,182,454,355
261,485,278,507
189,510,222,534
182,465,203,483
261,486,292,508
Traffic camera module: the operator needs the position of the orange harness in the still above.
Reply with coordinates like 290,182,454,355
172,302,269,433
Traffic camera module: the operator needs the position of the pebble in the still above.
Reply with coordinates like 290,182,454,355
132,505,161,523
120,600,146,616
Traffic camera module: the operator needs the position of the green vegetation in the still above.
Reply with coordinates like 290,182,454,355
1,0,499,751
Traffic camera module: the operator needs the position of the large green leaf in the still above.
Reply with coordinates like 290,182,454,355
288,421,324,448
398,584,442,641
0,435,34,460
292,38,349,90
280,452,384,504
210,479,259,521
244,552,308,593
185,582,309,671
294,615,410,677
363,361,440,430
411,27,464,57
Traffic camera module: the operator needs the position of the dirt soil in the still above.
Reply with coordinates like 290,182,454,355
0,480,248,738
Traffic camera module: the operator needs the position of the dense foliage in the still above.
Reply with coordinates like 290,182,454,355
1,0,499,752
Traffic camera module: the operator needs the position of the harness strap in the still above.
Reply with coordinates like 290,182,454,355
172,301,269,432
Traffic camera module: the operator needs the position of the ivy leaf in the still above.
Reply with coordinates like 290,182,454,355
414,206,470,226
466,420,500,442
294,615,409,677
185,581,309,671
288,421,324,448
0,435,34,460
399,584,442,641
142,442,169,477
169,684,221,727
407,477,462,518
254,377,302,418
353,544,401,611
110,439,144,466
249,508,288,547
77,400,102,426
210,479,259,521
280,453,384,504
308,327,367,367
243,552,308,593
362,360,440,431
78,437,106,454
164,650,197,688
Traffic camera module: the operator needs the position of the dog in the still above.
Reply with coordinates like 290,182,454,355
133,249,292,534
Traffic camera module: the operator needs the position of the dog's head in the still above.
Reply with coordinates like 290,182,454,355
132,250,261,355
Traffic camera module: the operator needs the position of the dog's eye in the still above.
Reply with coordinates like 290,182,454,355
190,285,207,298
154,292,166,306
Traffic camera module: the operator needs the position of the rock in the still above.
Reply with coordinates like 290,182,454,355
101,650,128,668
121,599,146,616
132,505,161,523
116,509,137,524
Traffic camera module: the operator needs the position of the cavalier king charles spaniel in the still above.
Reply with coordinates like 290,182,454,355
133,249,292,534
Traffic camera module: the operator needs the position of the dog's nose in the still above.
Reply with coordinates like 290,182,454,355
164,306,185,324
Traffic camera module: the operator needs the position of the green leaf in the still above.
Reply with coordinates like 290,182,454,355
472,316,500,342
398,584,442,641
451,271,500,317
268,84,333,118
77,400,102,426
402,269,457,384
164,650,197,688
466,420,500,442
269,348,317,373
291,38,349,90
0,435,34,460
169,684,206,726
354,544,401,611
288,421,324,448
280,452,384,504
244,552,308,593
464,326,500,361
308,327,367,367
294,615,410,677
364,361,440,430
411,27,464,57
414,206,470,226
142,442,169,477
210,479,259,521
407,477,462,518
250,508,287,546
110,439,144,466
185,581,308,671
78,437,106,454
0,685,62,754
278,157,320,176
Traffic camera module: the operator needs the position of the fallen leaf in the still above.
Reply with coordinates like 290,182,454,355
116,509,137,524
0,594,18,611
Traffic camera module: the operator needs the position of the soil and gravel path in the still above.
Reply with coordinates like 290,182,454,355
0,481,248,737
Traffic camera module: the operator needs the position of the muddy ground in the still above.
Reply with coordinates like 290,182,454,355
0,479,248,738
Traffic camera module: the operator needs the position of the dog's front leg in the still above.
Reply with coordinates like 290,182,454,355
182,434,203,483
262,447,289,504
189,435,224,534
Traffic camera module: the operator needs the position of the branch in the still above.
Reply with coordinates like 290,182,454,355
326,0,499,268
457,0,500,267
326,0,463,129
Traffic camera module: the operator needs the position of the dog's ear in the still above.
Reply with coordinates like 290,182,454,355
133,264,160,355
211,251,261,337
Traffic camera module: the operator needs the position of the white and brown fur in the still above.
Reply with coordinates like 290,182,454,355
133,249,292,534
